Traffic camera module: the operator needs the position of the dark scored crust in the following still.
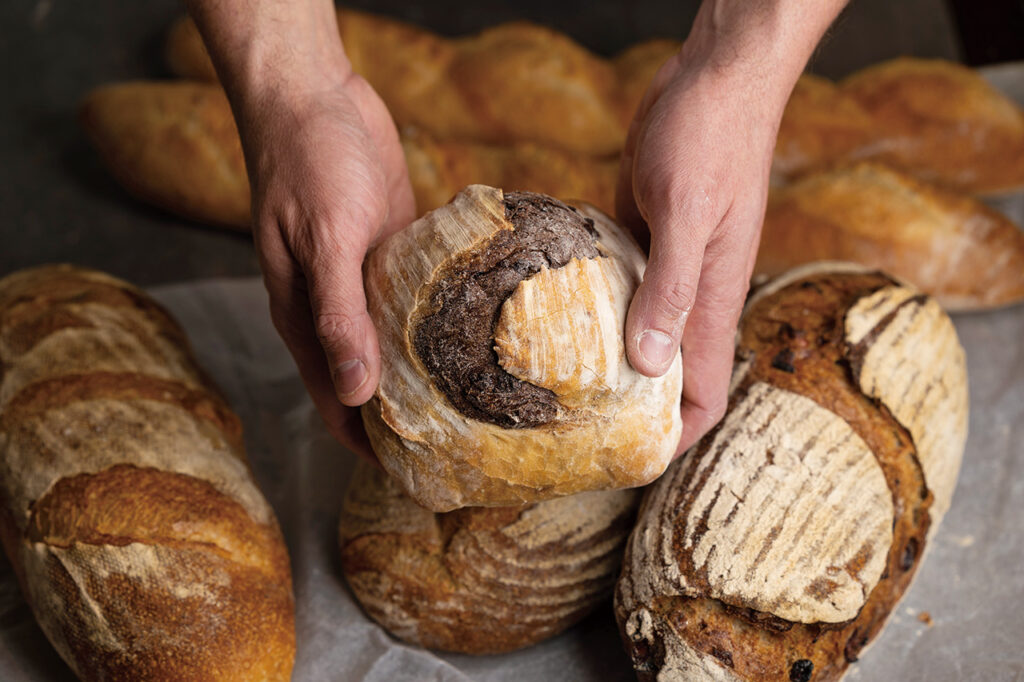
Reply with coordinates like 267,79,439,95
413,191,601,427
620,271,934,682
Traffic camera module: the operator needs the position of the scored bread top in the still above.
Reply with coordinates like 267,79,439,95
616,264,967,682
0,264,294,680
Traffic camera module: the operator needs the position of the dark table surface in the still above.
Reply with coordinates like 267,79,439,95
0,0,964,288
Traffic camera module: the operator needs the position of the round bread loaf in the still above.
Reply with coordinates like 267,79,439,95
614,263,968,681
339,460,640,654
361,185,682,512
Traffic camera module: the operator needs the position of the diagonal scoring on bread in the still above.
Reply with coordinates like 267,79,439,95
616,266,967,681
339,460,640,654
0,264,295,680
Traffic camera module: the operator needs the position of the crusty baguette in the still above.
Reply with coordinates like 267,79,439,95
776,58,1024,195
79,81,1024,313
78,82,250,230
167,12,1024,196
165,9,678,155
615,263,968,681
759,162,1024,311
339,460,639,654
0,265,295,680
79,81,619,227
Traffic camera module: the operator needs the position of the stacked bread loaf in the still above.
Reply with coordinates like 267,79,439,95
339,461,640,654
616,263,968,681
0,265,295,680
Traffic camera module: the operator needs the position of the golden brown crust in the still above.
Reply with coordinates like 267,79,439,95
758,163,1024,311
339,461,640,654
0,265,295,681
79,82,250,230
166,9,676,155
776,59,1024,195
615,267,967,681
362,186,682,511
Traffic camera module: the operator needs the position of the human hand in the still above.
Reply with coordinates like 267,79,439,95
616,34,795,456
238,73,415,459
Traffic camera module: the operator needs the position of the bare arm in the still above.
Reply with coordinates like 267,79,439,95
185,0,415,458
619,0,847,453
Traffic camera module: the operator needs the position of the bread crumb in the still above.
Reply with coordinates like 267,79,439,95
917,611,933,626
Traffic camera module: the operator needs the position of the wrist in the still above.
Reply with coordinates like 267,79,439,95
678,0,846,114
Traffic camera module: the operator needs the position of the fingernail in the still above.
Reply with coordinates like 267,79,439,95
335,358,368,398
638,330,675,370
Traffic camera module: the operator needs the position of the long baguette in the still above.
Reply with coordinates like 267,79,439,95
0,265,295,680
78,81,1024,312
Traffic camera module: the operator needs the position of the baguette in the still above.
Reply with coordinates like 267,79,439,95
166,9,677,155
78,81,619,227
615,263,968,681
0,265,295,680
759,162,1024,311
339,460,639,654
79,81,1024,312
167,12,1024,195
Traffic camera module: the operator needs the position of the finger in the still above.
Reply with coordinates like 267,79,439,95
624,193,714,377
674,221,760,456
257,224,377,461
295,223,381,408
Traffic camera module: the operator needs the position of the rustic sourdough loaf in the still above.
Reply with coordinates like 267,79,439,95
362,185,682,512
339,460,639,654
615,263,968,681
0,265,295,680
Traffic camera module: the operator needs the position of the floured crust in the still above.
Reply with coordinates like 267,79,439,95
758,163,1024,311
0,265,295,680
362,185,682,511
338,461,640,654
615,267,968,681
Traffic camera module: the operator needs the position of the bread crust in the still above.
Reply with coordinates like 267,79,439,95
362,185,682,511
758,162,1024,311
0,265,295,681
615,265,968,681
339,460,639,654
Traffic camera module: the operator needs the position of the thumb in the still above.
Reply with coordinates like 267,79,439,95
625,225,703,377
303,240,381,407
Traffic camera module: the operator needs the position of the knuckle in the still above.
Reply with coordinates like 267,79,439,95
314,310,359,352
649,278,697,323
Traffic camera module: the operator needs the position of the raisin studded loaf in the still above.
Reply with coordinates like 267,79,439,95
0,265,295,680
339,460,639,654
615,263,968,681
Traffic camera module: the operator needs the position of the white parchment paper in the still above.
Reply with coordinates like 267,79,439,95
0,66,1023,682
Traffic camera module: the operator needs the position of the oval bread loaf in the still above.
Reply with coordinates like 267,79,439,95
615,263,968,681
339,460,640,654
0,265,295,680
361,185,682,512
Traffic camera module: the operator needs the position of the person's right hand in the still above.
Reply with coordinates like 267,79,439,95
237,71,415,459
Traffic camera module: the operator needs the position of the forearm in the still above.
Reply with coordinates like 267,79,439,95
184,0,350,115
682,0,848,112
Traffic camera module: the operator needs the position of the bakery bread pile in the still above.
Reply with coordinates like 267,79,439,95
78,9,1024,311
616,263,968,681
339,460,640,654
0,265,295,680
361,185,681,511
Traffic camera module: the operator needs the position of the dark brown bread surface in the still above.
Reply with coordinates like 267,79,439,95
0,265,295,681
339,461,640,654
615,265,968,681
